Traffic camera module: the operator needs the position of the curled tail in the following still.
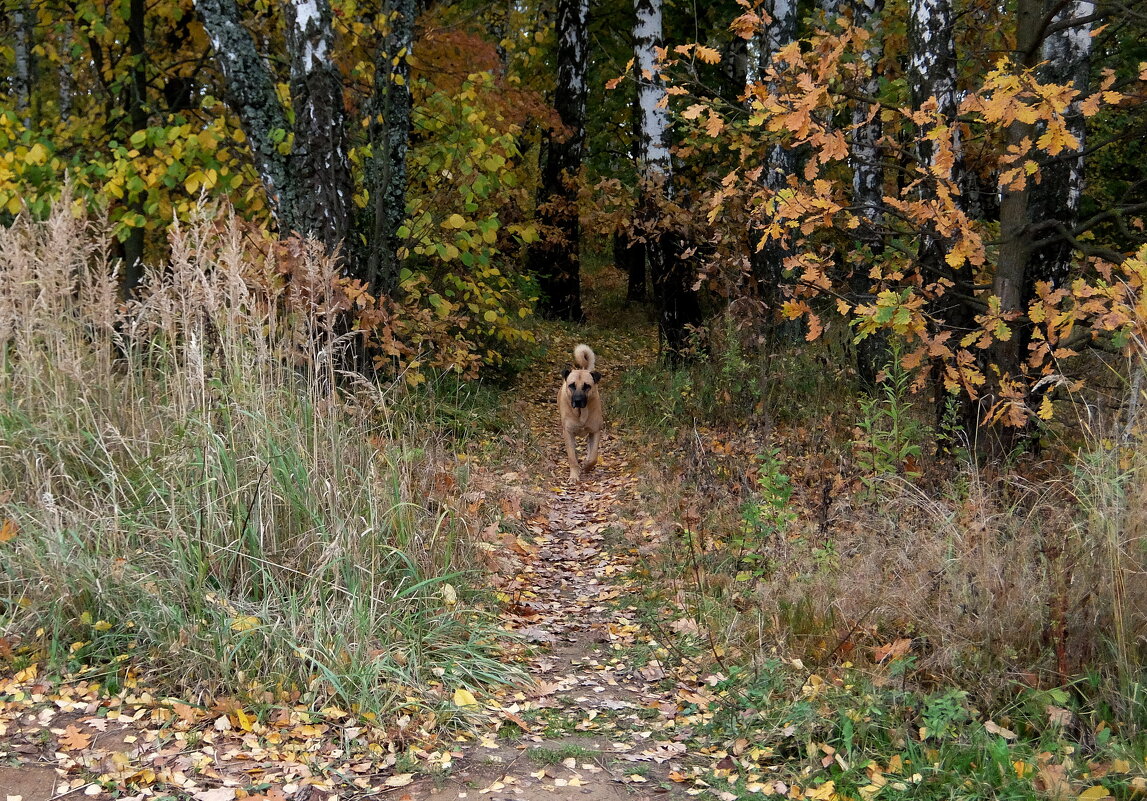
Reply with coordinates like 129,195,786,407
574,344,595,371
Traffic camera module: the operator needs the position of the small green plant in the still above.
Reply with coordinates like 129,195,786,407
853,340,930,484
733,446,796,578
921,688,971,741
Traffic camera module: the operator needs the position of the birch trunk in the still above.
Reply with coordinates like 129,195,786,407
908,0,979,436
850,0,887,386
528,0,589,321
14,0,33,128
1027,0,1093,289
634,0,700,361
195,0,292,221
751,0,797,337
285,0,352,251
365,0,416,296
196,0,351,256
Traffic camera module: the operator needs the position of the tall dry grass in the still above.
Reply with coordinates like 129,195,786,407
0,203,518,716
745,410,1147,720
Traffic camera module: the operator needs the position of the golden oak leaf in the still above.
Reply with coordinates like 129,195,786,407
59,724,92,751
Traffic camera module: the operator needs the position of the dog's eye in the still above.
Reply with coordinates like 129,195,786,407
569,384,575,390
583,384,591,390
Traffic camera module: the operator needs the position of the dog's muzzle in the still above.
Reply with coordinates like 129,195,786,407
570,393,588,409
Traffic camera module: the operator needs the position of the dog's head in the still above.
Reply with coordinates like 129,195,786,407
562,367,601,409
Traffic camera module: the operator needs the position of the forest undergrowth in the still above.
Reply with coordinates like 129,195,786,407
2,214,1146,801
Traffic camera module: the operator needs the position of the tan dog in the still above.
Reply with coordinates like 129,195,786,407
558,344,603,482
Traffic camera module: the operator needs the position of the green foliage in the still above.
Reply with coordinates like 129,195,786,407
853,341,930,485
734,447,796,579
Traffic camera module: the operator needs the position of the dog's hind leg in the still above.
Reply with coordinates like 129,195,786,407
582,431,599,473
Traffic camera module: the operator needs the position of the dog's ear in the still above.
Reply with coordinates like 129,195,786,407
591,371,602,384
561,368,571,380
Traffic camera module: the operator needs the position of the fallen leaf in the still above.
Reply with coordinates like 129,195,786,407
453,688,480,707
59,724,93,751
193,790,237,801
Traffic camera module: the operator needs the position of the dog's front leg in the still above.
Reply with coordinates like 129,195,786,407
582,430,599,473
564,429,581,482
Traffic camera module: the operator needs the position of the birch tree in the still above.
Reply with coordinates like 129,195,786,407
1027,1,1094,289
195,0,352,253
528,0,590,321
751,0,798,336
849,0,886,386
634,0,700,359
907,0,978,428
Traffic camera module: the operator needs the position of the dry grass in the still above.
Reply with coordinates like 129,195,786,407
0,202,519,717
628,340,1147,722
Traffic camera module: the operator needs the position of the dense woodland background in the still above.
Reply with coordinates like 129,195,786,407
2,0,1147,796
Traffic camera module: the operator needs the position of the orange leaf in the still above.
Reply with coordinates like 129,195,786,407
59,724,93,751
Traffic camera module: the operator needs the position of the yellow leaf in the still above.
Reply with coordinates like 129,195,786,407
682,103,706,120
443,213,466,229
807,781,836,800
483,310,498,323
453,688,479,707
1037,395,1054,420
2,517,23,542
385,774,413,787
230,615,260,632
694,45,721,64
1078,786,1112,801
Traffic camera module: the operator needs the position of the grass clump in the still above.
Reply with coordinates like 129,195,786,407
0,205,520,719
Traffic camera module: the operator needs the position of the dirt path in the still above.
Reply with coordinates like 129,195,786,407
407,333,693,800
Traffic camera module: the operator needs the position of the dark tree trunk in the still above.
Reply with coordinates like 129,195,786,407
528,0,588,321
850,0,887,388
284,0,352,252
615,230,646,303
990,0,1093,447
123,0,148,295
908,0,979,438
365,0,416,296
750,0,798,338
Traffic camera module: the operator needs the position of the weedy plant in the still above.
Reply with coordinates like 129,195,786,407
0,203,520,719
853,339,930,485
733,446,796,579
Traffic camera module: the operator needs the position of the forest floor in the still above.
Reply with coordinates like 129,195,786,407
1,319,725,801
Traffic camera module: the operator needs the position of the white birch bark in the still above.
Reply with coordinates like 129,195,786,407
634,0,671,182
1029,0,1093,285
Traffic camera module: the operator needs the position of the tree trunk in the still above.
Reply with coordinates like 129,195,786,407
1027,1,1093,290
850,0,887,387
122,0,149,295
365,0,416,296
14,0,33,129
634,0,700,361
195,0,293,224
284,0,352,252
528,0,589,321
616,229,646,303
908,0,978,437
992,1,1094,444
750,0,798,340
